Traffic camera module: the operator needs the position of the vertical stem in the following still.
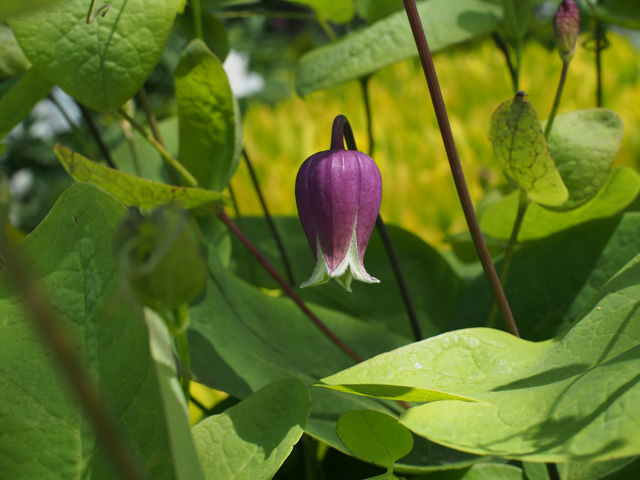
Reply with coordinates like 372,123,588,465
76,101,117,169
491,33,518,93
401,0,519,337
191,0,203,40
360,77,375,156
218,208,362,363
173,304,191,402
243,147,296,286
546,462,561,480
544,60,569,138
487,189,529,328
0,235,147,480
48,94,98,161
594,19,603,107
137,86,164,146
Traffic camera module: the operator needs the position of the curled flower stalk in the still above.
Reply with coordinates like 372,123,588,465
295,116,383,291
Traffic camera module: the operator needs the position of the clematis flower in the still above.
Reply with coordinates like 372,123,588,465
295,120,382,292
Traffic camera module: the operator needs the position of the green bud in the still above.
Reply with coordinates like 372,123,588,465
554,0,580,62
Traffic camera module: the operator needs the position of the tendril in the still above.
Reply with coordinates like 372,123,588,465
86,0,111,24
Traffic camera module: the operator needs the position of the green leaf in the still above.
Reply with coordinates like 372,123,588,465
0,25,31,77
544,109,624,211
320,253,640,461
355,0,403,23
0,0,62,21
415,463,525,479
192,378,310,480
503,0,530,45
489,96,568,206
146,310,206,480
189,244,479,473
179,11,230,61
54,145,230,209
287,0,354,23
595,0,640,29
9,0,181,111
296,0,502,95
480,167,640,241
0,68,52,140
337,410,413,469
0,182,180,478
176,39,241,191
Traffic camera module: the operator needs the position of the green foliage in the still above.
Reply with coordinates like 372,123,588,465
0,68,52,140
0,183,189,478
54,145,230,209
355,0,403,23
489,96,568,206
288,0,355,24
175,39,241,190
337,410,413,470
0,25,31,77
0,0,62,21
192,378,310,480
595,0,640,29
9,0,181,111
296,0,502,95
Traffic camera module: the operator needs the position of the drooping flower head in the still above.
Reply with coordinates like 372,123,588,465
295,116,382,292
554,0,580,62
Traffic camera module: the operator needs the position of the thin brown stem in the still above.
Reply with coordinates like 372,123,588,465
402,0,519,337
243,148,295,286
76,101,117,169
48,94,97,161
491,33,518,93
0,234,146,480
218,208,362,363
137,86,164,146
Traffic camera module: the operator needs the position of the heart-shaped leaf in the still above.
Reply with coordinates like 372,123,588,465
10,0,181,111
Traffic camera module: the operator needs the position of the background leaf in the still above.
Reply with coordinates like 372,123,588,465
175,39,241,191
296,0,502,95
9,0,181,111
355,0,403,23
55,145,230,209
337,410,413,469
489,96,568,206
0,68,52,140
192,378,309,480
0,0,62,21
544,109,624,211
287,0,354,24
0,183,181,478
414,463,525,479
595,0,640,29
0,25,31,77
480,167,640,241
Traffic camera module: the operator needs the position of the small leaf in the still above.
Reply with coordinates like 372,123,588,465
192,378,310,480
503,0,530,45
480,166,640,241
288,0,354,23
175,39,241,191
0,68,52,140
296,0,502,95
0,25,31,77
544,109,624,211
54,145,230,209
337,410,413,470
9,0,181,111
489,96,568,206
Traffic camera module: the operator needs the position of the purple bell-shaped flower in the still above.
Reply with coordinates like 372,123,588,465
295,117,382,292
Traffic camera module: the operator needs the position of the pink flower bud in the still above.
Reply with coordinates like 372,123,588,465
554,0,580,61
295,129,382,292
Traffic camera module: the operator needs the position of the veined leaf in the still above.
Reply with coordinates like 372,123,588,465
320,253,640,461
192,378,310,480
175,39,241,191
296,0,502,95
9,0,181,111
54,145,230,209
489,95,568,206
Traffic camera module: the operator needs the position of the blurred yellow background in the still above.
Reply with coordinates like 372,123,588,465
232,33,640,248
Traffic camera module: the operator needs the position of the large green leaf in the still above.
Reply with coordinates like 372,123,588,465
296,0,502,95
229,217,465,340
192,378,309,480
454,212,640,341
0,68,52,140
480,167,640,241
0,183,180,478
189,242,480,472
544,109,624,211
55,145,230,209
0,25,31,77
9,0,181,111
0,0,62,21
175,39,241,191
489,96,568,206
319,254,640,461
288,0,354,23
